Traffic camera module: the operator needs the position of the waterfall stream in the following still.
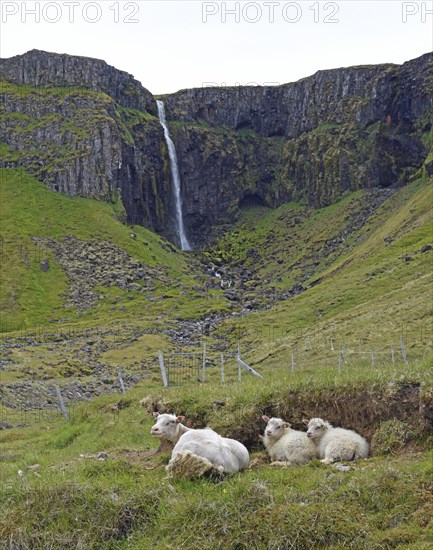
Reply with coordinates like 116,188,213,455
156,100,191,251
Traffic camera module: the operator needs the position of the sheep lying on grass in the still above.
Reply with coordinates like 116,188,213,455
151,412,249,479
303,417,369,464
260,415,318,466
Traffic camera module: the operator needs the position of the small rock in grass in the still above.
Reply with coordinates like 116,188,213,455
96,452,108,460
26,464,41,471
0,421,13,430
333,463,351,472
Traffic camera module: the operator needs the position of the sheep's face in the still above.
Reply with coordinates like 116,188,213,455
304,418,330,440
262,416,290,440
150,413,184,441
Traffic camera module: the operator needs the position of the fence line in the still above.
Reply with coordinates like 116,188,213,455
0,364,149,424
156,339,409,387
158,350,168,388
202,342,207,383
157,344,263,387
0,322,144,344
0,331,421,424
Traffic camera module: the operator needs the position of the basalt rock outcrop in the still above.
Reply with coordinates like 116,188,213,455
163,52,432,235
0,50,180,241
1,49,432,248
0,49,155,114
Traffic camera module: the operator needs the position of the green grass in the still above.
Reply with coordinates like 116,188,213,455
0,171,431,547
0,168,226,329
1,357,432,549
0,80,113,100
209,177,433,365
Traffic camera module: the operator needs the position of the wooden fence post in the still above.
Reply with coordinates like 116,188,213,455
158,350,168,387
236,355,264,379
117,368,126,394
54,385,68,420
220,353,225,384
339,350,343,374
202,342,207,383
237,343,242,381
400,336,408,365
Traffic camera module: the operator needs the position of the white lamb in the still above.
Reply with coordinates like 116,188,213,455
260,415,318,466
303,417,369,464
150,412,249,478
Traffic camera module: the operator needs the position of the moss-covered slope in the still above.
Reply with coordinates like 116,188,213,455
0,168,226,330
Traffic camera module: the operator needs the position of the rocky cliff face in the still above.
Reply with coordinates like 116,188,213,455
0,84,175,235
165,55,432,138
0,51,181,239
164,53,432,235
1,50,432,248
0,49,156,114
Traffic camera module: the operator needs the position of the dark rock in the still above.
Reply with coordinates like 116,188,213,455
32,236,165,312
40,259,50,272
1,54,171,239
0,421,13,430
0,49,155,114
127,283,143,292
163,53,432,245
96,452,108,460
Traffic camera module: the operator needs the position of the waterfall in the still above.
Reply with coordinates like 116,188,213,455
156,100,191,251
210,266,232,288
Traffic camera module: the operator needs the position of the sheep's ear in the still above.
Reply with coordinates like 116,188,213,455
282,422,291,429
262,415,270,422
176,415,185,423
302,418,309,425
258,434,264,441
152,412,160,418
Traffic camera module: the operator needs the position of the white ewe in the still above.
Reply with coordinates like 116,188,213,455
303,417,369,464
151,412,249,478
260,415,318,466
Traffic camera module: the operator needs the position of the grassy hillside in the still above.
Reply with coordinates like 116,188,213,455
207,178,433,367
0,168,226,330
0,169,431,388
1,168,432,548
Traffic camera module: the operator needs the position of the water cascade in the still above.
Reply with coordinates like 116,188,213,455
210,266,232,288
156,100,191,251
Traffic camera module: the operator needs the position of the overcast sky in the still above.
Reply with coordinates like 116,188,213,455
1,1,432,94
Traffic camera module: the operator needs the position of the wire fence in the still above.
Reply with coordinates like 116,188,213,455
158,344,263,387
0,323,428,426
157,340,411,386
